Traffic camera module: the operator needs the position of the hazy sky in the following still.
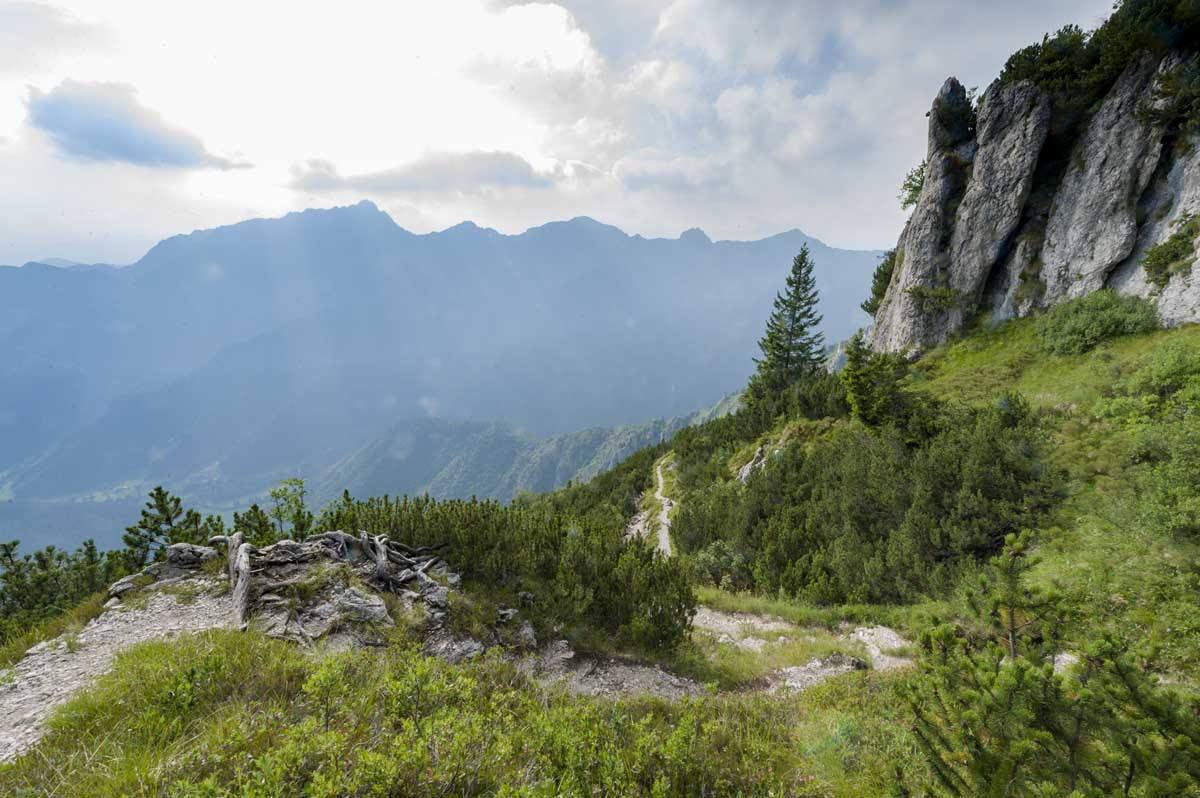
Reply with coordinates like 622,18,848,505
2,0,1113,264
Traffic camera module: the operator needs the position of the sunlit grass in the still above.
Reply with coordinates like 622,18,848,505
0,591,109,669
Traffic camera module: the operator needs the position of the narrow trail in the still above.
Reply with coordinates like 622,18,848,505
653,460,673,557
0,583,233,763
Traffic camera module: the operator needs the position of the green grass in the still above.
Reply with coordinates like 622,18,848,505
913,316,1200,410
0,591,109,669
0,629,915,797
915,316,1200,681
684,623,866,689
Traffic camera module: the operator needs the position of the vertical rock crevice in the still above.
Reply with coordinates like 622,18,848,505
949,79,1052,330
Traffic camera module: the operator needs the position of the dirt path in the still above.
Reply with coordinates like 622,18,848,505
653,460,673,557
0,582,233,763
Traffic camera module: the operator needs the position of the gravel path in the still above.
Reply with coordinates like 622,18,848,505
0,582,233,763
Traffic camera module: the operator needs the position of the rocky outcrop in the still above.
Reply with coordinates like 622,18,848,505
869,78,975,354
869,50,1200,355
1108,127,1200,325
1039,55,1165,304
105,531,517,658
947,80,1051,328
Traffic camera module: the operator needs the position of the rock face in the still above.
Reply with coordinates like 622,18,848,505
1039,55,1164,305
869,51,1200,355
870,78,975,354
947,80,1051,328
1108,126,1200,326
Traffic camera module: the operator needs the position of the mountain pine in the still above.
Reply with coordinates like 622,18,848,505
121,486,208,567
748,245,825,404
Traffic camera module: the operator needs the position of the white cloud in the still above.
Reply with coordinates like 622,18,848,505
0,1,108,77
0,0,1118,263
26,80,244,168
290,151,553,195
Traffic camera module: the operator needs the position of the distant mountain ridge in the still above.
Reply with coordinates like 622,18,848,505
318,393,741,506
0,201,879,548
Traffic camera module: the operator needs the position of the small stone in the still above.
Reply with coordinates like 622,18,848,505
497,607,518,623
422,585,449,609
517,620,537,649
107,574,142,598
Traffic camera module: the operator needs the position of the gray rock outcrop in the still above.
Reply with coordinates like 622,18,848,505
947,80,1051,329
1039,54,1165,305
868,50,1200,355
1108,128,1200,324
870,78,975,354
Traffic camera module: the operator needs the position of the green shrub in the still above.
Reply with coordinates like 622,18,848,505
906,285,959,313
0,632,814,797
316,492,695,650
1142,417,1200,539
1142,213,1199,288
906,532,1200,797
674,396,1058,605
861,249,899,317
1035,290,1159,355
898,164,925,211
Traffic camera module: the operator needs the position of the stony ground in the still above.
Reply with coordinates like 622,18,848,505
519,640,704,700
849,625,913,672
692,605,914,690
692,606,795,651
0,582,233,763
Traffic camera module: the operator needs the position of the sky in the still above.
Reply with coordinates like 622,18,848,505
1,0,1115,265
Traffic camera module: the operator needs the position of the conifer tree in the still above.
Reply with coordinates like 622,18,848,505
122,486,204,567
748,245,825,403
904,531,1200,796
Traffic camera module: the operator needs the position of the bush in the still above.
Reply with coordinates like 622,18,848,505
1035,290,1158,355
674,397,1058,604
1142,213,1199,288
0,631,808,797
316,492,695,650
861,249,899,317
898,164,925,211
906,532,1200,797
1142,417,1200,539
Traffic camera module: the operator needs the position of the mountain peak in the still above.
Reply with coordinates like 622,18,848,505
679,228,710,244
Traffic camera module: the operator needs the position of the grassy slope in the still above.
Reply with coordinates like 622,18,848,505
914,318,1200,679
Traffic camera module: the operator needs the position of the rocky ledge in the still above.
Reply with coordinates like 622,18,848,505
108,534,532,661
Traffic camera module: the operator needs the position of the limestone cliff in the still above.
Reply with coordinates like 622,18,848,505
869,52,1200,355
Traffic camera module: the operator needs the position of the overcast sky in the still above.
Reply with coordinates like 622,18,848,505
2,0,1114,264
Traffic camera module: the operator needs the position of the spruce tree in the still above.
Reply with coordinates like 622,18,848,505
748,245,825,403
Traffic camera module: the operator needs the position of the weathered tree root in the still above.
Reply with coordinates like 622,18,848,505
208,531,448,630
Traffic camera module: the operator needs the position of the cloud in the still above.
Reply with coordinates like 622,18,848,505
25,80,245,169
4,0,1119,264
290,151,553,195
0,1,108,76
